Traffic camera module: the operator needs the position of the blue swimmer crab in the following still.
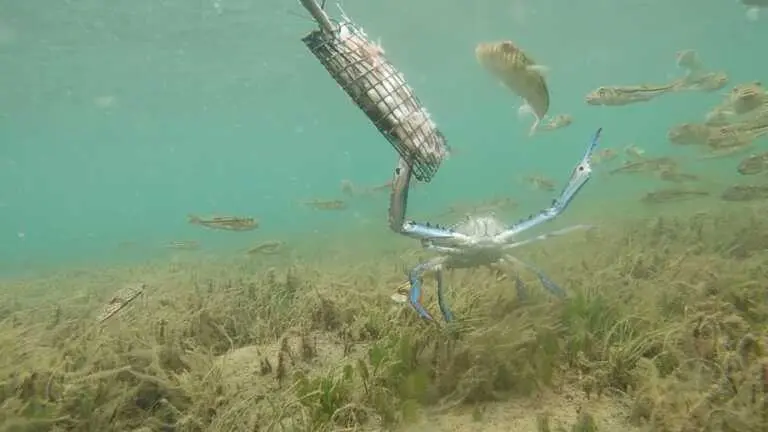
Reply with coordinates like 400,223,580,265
387,128,602,322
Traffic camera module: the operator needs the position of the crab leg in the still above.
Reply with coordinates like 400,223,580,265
501,224,593,250
422,244,462,254
407,256,447,321
495,128,602,244
512,273,528,300
388,157,412,233
491,258,530,301
400,221,472,243
434,269,454,322
503,254,566,298
388,158,470,243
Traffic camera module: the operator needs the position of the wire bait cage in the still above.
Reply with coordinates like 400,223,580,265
299,0,448,182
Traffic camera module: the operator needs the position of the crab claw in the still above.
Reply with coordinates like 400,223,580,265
408,262,435,321
504,254,566,298
435,270,454,322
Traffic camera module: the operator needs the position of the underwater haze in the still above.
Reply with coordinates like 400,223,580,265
0,0,766,274
5,1,768,431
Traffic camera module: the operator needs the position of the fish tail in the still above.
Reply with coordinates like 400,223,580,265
517,103,540,136
528,117,540,136
187,214,201,225
526,64,550,75
517,102,533,119
747,7,759,21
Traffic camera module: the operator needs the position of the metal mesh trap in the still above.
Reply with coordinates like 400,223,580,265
299,2,448,182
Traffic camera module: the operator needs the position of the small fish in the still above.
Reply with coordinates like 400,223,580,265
641,188,710,204
592,148,618,165
585,84,676,106
165,240,200,250
658,169,700,183
475,41,550,136
704,83,766,125
302,199,348,210
623,144,646,160
539,114,573,132
340,179,357,196
745,105,768,127
481,197,519,211
246,240,284,256
698,145,753,160
673,71,729,93
434,197,518,219
188,214,259,231
739,107,768,133
721,184,768,201
706,125,745,148
668,123,712,145
704,108,732,126
367,180,394,193
706,124,767,150
610,157,678,175
723,82,768,116
341,179,397,197
741,0,768,20
675,49,704,78
737,151,768,175
523,175,556,192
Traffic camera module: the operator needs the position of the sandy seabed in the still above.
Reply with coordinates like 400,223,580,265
1,204,767,432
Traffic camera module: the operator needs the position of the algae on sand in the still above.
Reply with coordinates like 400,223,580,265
1,205,768,431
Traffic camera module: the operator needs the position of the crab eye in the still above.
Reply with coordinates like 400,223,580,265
598,88,606,97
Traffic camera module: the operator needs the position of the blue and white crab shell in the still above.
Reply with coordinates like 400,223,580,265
389,214,508,304
450,215,508,238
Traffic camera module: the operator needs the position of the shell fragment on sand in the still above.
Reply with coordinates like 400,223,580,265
97,283,146,323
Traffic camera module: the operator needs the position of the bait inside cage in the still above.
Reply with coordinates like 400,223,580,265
299,2,448,182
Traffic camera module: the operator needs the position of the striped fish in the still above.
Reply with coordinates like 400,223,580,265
475,41,550,136
741,0,768,20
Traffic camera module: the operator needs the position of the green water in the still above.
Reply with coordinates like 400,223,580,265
1,0,765,275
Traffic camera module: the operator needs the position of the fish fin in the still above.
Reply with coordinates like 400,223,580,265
517,103,540,136
526,64,550,75
747,7,759,21
517,102,534,119
528,118,540,136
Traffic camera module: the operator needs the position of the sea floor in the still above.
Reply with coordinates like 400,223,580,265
1,204,767,431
